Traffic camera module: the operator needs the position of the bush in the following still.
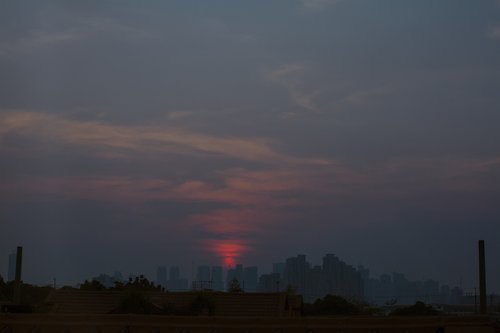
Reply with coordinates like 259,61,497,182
304,294,362,316
391,301,440,316
116,290,155,314
0,276,52,312
111,275,162,292
227,278,243,293
79,280,106,291
189,292,215,315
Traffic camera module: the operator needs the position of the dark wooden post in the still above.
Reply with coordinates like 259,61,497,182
478,240,487,314
13,246,23,304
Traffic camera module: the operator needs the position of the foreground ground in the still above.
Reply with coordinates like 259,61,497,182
1,314,499,333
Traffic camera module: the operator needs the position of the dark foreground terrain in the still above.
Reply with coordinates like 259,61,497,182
1,314,499,333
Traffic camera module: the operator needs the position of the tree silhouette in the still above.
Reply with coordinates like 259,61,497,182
116,290,155,314
111,275,162,292
227,278,243,293
189,292,215,315
304,294,362,316
79,280,106,291
391,301,440,316
0,275,6,301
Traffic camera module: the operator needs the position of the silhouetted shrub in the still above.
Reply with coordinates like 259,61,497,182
1,304,32,313
60,285,77,290
285,284,297,295
116,290,155,314
227,278,243,293
0,275,8,301
160,302,191,316
18,284,52,312
304,294,362,316
111,275,162,292
0,277,52,312
79,279,106,291
189,292,215,315
391,301,440,316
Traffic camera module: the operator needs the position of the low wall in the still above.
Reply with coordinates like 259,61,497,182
0,314,498,333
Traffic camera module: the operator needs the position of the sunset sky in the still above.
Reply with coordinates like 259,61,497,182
1,0,500,292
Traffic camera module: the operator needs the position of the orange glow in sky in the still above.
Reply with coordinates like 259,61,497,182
204,239,251,268
224,256,235,268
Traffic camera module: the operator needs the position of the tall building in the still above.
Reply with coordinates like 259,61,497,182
192,265,212,290
322,254,342,296
226,264,244,290
168,265,188,291
211,266,224,291
156,266,167,288
7,251,16,282
283,255,309,297
169,266,180,280
307,265,325,301
321,253,363,301
243,266,258,292
393,272,414,304
196,265,211,281
257,273,281,292
362,272,460,305
281,254,364,302
358,265,371,300
272,262,285,278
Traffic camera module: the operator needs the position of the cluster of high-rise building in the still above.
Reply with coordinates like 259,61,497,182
92,266,191,291
258,254,364,302
150,254,363,302
226,264,258,292
155,264,258,292
191,265,224,291
155,266,189,291
359,266,466,305
2,250,472,306
84,258,471,306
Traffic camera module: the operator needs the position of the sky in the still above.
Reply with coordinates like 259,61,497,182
0,0,500,292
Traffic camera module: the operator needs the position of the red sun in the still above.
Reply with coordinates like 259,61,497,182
224,257,235,268
204,239,251,268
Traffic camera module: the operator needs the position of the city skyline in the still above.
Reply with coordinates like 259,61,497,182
3,247,494,301
1,0,500,294
5,248,491,309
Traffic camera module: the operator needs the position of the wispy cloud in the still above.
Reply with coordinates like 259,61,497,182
488,25,500,40
301,0,343,11
265,64,321,112
343,86,392,105
2,118,499,265
0,30,79,56
0,176,172,203
0,109,345,264
0,17,150,57
0,111,331,166
265,63,304,81
167,111,195,120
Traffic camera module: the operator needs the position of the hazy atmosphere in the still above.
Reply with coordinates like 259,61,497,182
1,0,499,293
